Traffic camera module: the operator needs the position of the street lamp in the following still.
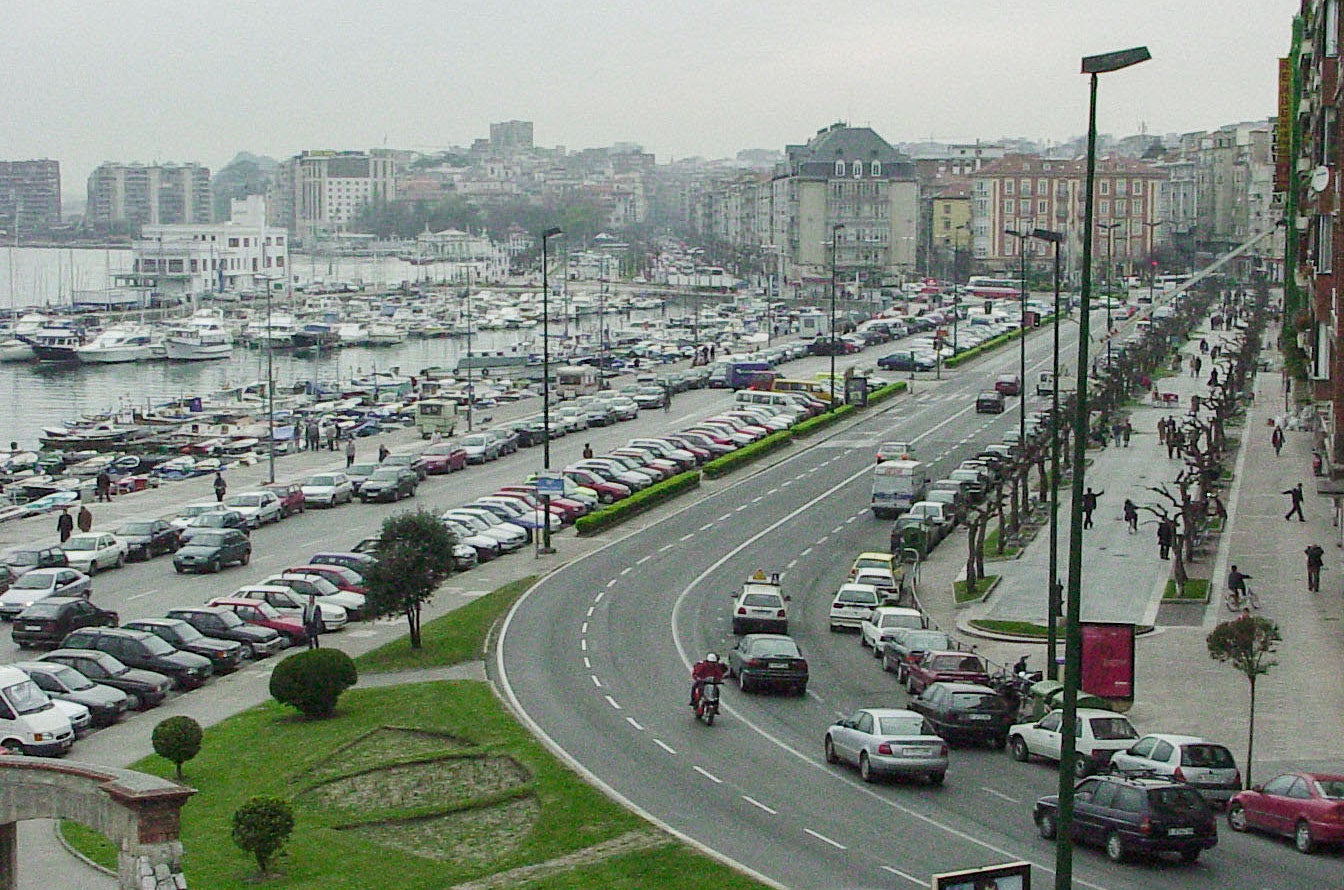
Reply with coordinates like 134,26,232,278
1144,221,1163,305
1057,45,1151,890
464,265,475,432
829,223,845,410
1099,222,1122,369
1032,227,1065,681
953,223,970,356
1005,228,1032,453
540,226,563,555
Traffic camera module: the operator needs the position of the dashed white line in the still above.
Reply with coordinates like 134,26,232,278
981,787,1020,804
604,695,622,710
844,515,857,524
580,639,588,651
830,526,843,534
785,558,798,569
718,513,733,522
803,828,846,850
625,717,644,731
636,554,653,565
583,656,591,669
780,479,793,486
658,543,674,552
742,795,778,815
586,606,594,617
679,533,694,542
816,536,828,545
882,865,923,885
734,504,750,512
700,522,715,531
750,496,764,503
581,622,589,634
653,738,677,755
620,566,633,575
590,675,602,688
799,547,812,556
599,586,610,596
766,488,779,495
693,765,723,784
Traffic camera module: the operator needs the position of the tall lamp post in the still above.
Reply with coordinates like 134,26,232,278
1056,46,1151,890
1099,221,1121,369
539,227,563,555
1005,228,1032,451
829,223,845,410
464,265,475,432
953,222,970,356
1144,220,1163,305
1032,227,1065,680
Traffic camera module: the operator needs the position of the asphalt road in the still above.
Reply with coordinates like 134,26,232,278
497,318,1339,890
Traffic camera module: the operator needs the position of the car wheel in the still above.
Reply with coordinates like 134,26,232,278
174,565,184,574
881,653,893,673
1179,847,1201,864
1010,736,1031,762
115,554,124,568
859,753,877,783
824,736,839,764
1227,803,1248,832
927,771,945,786
872,642,882,659
88,560,98,575
241,551,251,566
210,559,221,574
240,643,255,659
1104,831,1126,863
739,672,752,693
1295,820,1317,854
1037,812,1057,840
794,683,807,696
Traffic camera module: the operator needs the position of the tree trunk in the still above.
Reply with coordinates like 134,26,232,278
975,518,987,579
1008,476,1020,536
407,605,422,649
1172,534,1188,586
1246,675,1257,789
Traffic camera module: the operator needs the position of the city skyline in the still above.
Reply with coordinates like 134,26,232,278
1,1,1297,196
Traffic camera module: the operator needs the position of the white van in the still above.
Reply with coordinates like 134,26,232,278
733,390,807,422
0,664,75,756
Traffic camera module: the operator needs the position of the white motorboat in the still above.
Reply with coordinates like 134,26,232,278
337,322,369,346
163,311,234,361
0,339,33,362
367,321,407,345
75,325,156,363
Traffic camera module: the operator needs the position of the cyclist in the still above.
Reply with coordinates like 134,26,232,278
1226,565,1252,609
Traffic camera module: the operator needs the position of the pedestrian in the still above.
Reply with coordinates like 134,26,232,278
347,438,358,468
77,504,93,533
213,471,227,503
1111,420,1124,445
1284,482,1306,521
582,442,594,459
1271,424,1285,457
1211,344,1221,361
1208,369,1219,388
1081,487,1103,529
306,420,319,451
1166,428,1181,460
1306,543,1325,592
1123,499,1139,534
302,594,322,650
1094,426,1108,449
1156,517,1174,559
1199,338,1209,354
56,507,74,543
377,443,389,464
95,470,112,502
1192,355,1202,378
326,422,338,451
1157,416,1168,445
1122,419,1133,447
429,430,442,446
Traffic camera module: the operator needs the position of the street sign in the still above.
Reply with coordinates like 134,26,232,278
534,474,566,496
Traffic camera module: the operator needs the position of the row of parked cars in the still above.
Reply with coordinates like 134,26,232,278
0,549,377,757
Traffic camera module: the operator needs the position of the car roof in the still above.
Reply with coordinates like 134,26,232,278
874,606,921,616
740,633,795,642
21,566,76,576
927,649,980,658
932,682,997,694
1137,732,1212,746
858,707,922,719
236,585,296,595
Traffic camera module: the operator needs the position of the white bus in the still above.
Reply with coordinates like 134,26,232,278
965,276,1023,298
870,459,929,519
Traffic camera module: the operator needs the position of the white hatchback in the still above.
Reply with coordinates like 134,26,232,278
60,533,128,575
829,583,881,632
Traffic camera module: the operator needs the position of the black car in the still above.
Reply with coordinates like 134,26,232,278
11,596,119,648
123,618,245,674
976,391,1006,414
116,519,180,561
173,529,252,574
39,648,171,710
1035,774,1218,864
907,682,1016,748
359,466,419,502
164,606,286,659
506,419,549,446
62,627,213,690
177,510,250,540
380,452,428,481
15,659,131,727
726,633,809,695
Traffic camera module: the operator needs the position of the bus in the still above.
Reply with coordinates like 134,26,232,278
414,398,459,439
555,365,600,399
965,276,1023,298
771,378,831,398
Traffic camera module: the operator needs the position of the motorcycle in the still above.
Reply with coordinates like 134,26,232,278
991,656,1043,719
693,679,721,725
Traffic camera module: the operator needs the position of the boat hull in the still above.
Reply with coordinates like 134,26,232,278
164,339,232,361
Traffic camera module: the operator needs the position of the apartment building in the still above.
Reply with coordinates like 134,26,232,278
0,159,61,234
282,149,398,244
86,162,211,231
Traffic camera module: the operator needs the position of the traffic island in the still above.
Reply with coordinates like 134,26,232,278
953,575,999,606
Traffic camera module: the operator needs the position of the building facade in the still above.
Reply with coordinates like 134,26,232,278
285,150,398,244
490,120,535,153
86,162,211,231
0,160,61,234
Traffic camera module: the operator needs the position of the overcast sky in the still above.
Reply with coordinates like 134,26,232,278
0,1,1298,194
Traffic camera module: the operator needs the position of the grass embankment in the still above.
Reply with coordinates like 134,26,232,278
1162,578,1211,603
981,527,1022,560
953,575,998,604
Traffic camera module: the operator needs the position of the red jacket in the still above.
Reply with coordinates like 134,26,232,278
691,660,726,683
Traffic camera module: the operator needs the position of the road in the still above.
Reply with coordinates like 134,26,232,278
496,316,1339,889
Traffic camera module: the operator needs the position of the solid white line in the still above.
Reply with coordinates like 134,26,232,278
981,786,1020,804
653,738,677,755
590,675,602,688
679,533,694,541
803,828,846,850
742,795,777,815
604,695,621,710
693,765,723,784
881,865,923,885
626,717,644,731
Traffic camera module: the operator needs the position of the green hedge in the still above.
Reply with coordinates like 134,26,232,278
702,429,794,479
575,471,701,536
865,381,908,405
943,315,1057,369
790,403,856,437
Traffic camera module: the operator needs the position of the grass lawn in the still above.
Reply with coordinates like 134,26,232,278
1163,578,1211,602
353,576,537,672
953,575,998,604
970,618,1050,637
982,527,1021,559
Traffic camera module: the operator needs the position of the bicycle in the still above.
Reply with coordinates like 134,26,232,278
1224,583,1260,612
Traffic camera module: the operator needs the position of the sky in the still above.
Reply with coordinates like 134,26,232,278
0,1,1300,197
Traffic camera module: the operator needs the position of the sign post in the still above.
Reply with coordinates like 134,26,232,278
535,474,565,555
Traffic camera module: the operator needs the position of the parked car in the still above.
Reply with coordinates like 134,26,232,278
163,606,286,659
262,481,307,517
380,451,428,481
1035,774,1218,864
173,529,252,574
11,596,118,648
61,627,213,690
0,568,92,620
38,648,170,711
284,564,367,594
908,682,1015,749
459,433,501,464
169,502,230,531
1110,734,1241,805
206,598,308,646
14,660,130,727
2,546,68,578
344,462,380,493
359,466,419,502
824,708,948,785
828,583,882,631
904,650,990,695
1009,707,1140,777
122,618,246,675
880,627,952,679
230,585,348,632
1227,771,1344,853
726,633,808,695
60,533,128,575
116,520,180,561
222,491,284,527
177,509,249,541
301,472,355,507
858,606,926,653
0,664,75,755
414,442,468,475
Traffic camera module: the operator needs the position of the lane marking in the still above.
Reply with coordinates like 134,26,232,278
679,533,694,542
799,547,812,556
659,543,674,552
816,536,828,545
635,555,653,565
742,795,777,815
803,828,846,850
620,567,632,576
751,496,764,503
653,738,677,755
766,488,779,495
626,717,644,731
580,639,588,651
581,622,589,634
604,695,621,710
126,589,159,601
718,513,733,522
586,606,594,617
982,787,1020,804
700,522,715,531
583,656,591,669
734,504,750,512
882,865,923,885
591,675,602,688
830,526,843,534
693,765,723,784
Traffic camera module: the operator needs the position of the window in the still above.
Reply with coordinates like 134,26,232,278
1099,180,1110,195
1128,736,1157,758
1092,782,1119,808
1262,775,1296,796
1150,740,1175,762
1038,200,1047,214
1004,180,1015,196
1328,0,1340,56
871,161,881,176
1020,179,1032,196
1003,200,1014,214
1018,200,1029,215
1132,199,1143,214
1115,179,1127,195
1318,214,1334,273
835,160,845,176
1322,107,1338,166
1112,786,1146,812
1132,179,1144,195
1115,199,1127,215
1099,200,1110,215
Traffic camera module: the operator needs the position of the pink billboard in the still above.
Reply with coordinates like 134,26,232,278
1080,622,1135,701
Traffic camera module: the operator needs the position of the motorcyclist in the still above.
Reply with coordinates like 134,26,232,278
1227,565,1251,608
690,653,727,707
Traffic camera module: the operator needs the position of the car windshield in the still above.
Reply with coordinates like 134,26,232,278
12,574,56,590
748,639,799,658
3,680,51,716
5,551,40,567
1147,786,1208,815
171,624,204,643
191,514,234,528
289,576,336,595
118,522,155,535
1180,744,1236,768
905,631,949,649
187,533,228,547
210,610,244,629
368,468,400,481
1315,779,1344,799
931,655,984,672
876,714,925,736
741,594,782,607
47,664,93,690
181,504,218,517
307,475,339,487
424,445,457,456
951,692,1001,710
89,653,127,676
462,435,489,447
1088,717,1139,740
225,495,261,507
20,601,62,617
348,463,378,475
62,536,100,552
250,602,282,619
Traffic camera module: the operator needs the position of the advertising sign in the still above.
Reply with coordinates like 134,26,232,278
845,376,868,406
534,474,566,496
932,861,1031,890
1080,621,1136,701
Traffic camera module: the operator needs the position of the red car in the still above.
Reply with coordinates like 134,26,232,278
496,487,585,522
994,374,1022,396
414,442,468,475
561,468,629,504
285,564,368,594
206,597,307,647
1228,772,1344,853
263,482,307,517
903,650,991,695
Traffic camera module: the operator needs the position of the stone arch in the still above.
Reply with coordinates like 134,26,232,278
0,756,193,890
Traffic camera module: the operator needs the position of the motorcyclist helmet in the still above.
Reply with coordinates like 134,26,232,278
705,653,719,663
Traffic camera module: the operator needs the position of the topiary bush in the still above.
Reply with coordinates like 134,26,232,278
268,648,358,718
231,795,295,877
152,715,203,781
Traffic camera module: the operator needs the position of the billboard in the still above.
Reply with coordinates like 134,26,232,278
1275,57,1292,193
1080,621,1136,701
932,861,1030,890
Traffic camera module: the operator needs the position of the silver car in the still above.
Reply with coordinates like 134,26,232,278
1109,733,1242,804
824,707,949,784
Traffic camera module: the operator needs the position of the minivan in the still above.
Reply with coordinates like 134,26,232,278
0,664,75,756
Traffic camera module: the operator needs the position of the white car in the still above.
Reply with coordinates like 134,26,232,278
448,507,531,547
556,405,589,432
858,606,926,653
441,510,526,551
231,585,348,632
0,568,93,619
264,573,367,619
301,472,354,507
829,583,882,631
60,533,128,575
1108,733,1242,804
222,491,284,527
1008,708,1140,777
459,433,500,464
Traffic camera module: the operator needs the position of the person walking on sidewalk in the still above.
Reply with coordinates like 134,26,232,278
1156,517,1174,559
1123,499,1139,533
76,504,92,533
1122,419,1133,447
1191,354,1202,378
1271,424,1285,456
1306,543,1325,592
213,471,227,503
56,507,73,543
1081,487,1103,529
302,594,322,650
346,438,357,468
582,443,594,459
1284,482,1306,521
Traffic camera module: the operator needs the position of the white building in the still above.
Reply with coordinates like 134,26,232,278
288,150,397,244
121,196,289,301
414,228,510,282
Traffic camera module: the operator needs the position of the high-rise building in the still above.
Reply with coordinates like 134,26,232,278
0,159,61,234
86,162,212,231
287,150,397,244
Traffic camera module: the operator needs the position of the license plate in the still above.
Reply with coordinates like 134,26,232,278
968,714,992,721
902,747,931,756
768,661,790,669
1168,827,1195,837
22,623,40,631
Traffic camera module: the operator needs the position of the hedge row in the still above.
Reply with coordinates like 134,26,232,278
702,429,793,479
574,470,701,536
865,380,908,405
791,403,856,437
942,315,1057,369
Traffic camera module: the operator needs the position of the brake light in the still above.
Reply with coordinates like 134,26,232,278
776,610,786,618
1173,767,1185,783
1138,817,1152,836
938,744,949,757
876,742,893,755
797,659,808,671
737,607,747,615
745,658,763,667
1329,804,1344,823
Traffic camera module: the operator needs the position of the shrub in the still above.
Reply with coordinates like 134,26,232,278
575,471,701,535
231,795,295,876
152,715,203,781
269,648,358,718
701,430,793,479
865,381,908,405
